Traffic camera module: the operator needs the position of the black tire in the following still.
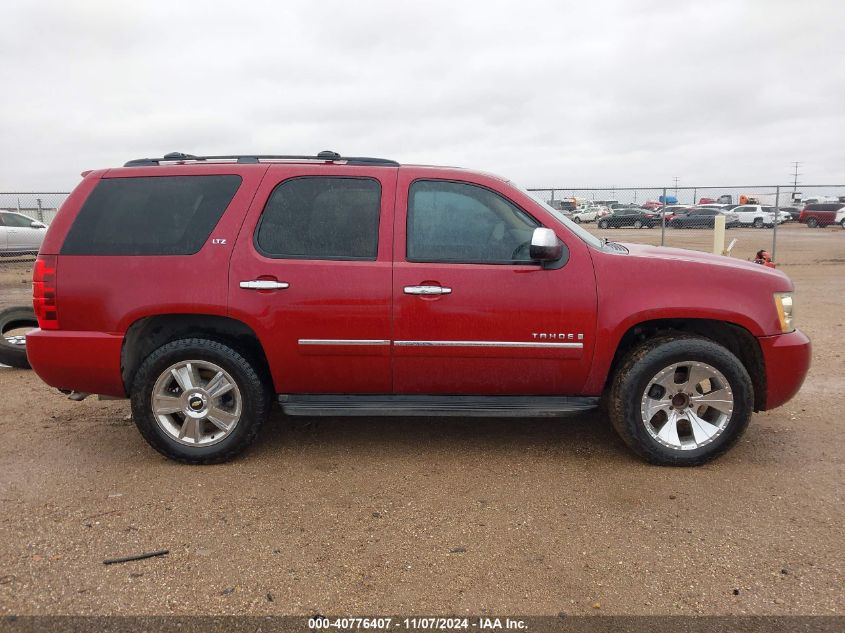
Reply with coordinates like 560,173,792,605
806,217,819,228
130,338,271,464
633,220,643,229
0,306,38,369
753,217,764,228
840,218,845,229
608,335,753,466
573,216,581,223
598,220,609,229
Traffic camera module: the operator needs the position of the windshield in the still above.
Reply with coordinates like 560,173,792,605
518,185,605,249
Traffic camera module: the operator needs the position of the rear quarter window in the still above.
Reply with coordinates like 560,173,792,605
61,175,241,256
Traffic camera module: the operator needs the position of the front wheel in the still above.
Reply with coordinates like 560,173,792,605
608,336,753,466
633,220,643,229
806,217,819,228
573,216,582,223
598,220,609,229
753,217,764,228
840,218,845,229
130,338,271,464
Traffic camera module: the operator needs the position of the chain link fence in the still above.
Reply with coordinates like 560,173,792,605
2,185,844,312
1,192,68,263
527,184,845,264
0,193,68,315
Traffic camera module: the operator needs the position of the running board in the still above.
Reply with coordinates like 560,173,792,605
278,395,599,417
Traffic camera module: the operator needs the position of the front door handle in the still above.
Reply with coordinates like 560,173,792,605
240,280,289,290
404,285,452,296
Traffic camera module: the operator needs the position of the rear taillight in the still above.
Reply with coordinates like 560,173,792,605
33,255,58,330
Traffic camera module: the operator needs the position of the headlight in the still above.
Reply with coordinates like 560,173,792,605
774,292,795,333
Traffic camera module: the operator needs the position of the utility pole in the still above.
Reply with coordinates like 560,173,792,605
672,177,679,197
791,161,801,201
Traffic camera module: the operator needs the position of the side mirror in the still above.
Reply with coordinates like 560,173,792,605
31,221,46,229
529,227,563,261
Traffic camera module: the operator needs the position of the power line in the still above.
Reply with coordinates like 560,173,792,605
791,161,801,195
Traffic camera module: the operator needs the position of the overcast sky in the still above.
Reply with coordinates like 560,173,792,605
1,0,843,191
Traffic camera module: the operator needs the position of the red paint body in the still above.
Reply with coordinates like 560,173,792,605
27,162,810,411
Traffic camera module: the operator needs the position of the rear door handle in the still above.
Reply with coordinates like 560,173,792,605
240,280,289,290
404,285,452,295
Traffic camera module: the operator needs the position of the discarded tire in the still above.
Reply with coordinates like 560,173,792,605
0,306,38,369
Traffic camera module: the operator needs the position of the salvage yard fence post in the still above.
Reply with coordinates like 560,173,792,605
772,185,780,261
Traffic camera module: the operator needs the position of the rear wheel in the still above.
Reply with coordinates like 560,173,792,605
806,217,819,228
841,218,845,229
130,338,271,464
633,220,643,229
573,216,581,223
0,306,38,369
598,220,609,229
753,217,764,228
608,335,753,466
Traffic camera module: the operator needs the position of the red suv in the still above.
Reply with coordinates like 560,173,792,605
27,151,811,466
799,203,845,228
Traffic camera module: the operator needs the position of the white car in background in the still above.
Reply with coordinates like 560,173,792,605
570,205,611,223
0,211,47,255
731,205,788,228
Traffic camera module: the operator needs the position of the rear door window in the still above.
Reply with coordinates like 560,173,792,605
1,212,34,227
255,177,381,260
61,175,241,255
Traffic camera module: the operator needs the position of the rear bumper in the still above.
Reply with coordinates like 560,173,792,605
758,329,811,410
26,329,126,397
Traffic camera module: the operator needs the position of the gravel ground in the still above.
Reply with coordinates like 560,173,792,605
0,224,843,615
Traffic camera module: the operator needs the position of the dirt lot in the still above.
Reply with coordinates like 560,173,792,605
0,224,843,615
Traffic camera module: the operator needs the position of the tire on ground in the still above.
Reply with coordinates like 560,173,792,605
130,338,271,464
608,334,753,466
0,306,38,369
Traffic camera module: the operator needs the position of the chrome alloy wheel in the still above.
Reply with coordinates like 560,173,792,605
640,361,734,451
151,360,242,447
3,322,32,347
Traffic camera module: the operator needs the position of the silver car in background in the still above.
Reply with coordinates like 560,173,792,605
0,211,47,255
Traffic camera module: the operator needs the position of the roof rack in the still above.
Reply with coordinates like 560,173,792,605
123,150,399,168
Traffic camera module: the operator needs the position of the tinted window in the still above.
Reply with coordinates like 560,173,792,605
407,180,539,264
256,177,380,260
62,175,241,256
1,212,34,227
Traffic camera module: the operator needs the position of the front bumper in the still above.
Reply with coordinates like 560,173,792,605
758,329,811,410
26,329,126,397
